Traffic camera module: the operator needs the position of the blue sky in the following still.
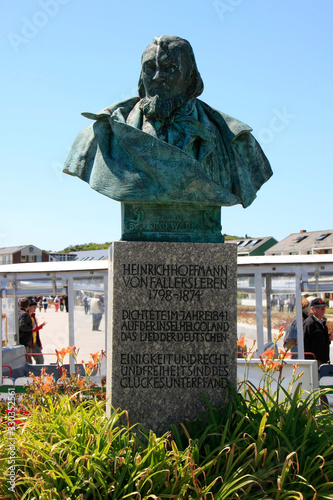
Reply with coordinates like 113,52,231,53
1,0,332,251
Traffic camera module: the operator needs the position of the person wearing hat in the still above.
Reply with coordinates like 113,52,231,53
303,298,333,366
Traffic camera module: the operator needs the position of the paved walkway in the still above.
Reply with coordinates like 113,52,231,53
35,305,106,365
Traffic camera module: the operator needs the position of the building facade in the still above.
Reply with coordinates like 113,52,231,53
0,245,52,265
265,230,333,256
225,236,278,256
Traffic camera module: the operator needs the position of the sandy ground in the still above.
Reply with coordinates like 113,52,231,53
34,305,106,366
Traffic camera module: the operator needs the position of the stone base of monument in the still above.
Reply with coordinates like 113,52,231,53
107,241,237,435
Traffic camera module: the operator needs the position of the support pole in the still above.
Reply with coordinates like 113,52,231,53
295,273,304,358
67,277,75,374
255,271,264,355
265,274,272,344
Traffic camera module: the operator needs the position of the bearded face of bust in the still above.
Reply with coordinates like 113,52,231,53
138,36,203,120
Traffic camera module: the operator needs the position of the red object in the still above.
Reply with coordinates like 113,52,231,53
2,365,12,377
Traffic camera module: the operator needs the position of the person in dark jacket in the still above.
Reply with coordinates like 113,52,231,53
27,300,47,364
303,298,333,366
18,298,33,357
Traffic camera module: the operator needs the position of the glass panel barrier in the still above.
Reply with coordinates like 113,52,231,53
302,271,333,294
237,274,257,354
263,273,297,352
302,270,333,361
16,278,65,297
237,273,299,356
2,296,15,347
72,277,106,365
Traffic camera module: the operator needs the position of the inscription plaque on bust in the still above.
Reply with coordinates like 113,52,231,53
107,241,237,435
122,203,222,242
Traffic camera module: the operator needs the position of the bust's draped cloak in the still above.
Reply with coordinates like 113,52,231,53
63,97,272,208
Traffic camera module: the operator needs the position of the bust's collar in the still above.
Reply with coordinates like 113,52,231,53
172,98,196,117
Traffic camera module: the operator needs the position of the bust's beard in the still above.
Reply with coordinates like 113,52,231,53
139,93,186,120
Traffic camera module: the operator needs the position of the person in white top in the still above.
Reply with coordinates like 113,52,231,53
90,295,104,331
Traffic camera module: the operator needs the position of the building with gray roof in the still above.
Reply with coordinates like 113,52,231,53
265,230,333,256
225,236,278,256
0,245,52,265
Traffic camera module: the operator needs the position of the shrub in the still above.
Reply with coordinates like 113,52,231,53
0,341,332,499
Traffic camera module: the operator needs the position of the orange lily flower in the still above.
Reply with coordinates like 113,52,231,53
278,326,285,338
56,348,68,361
267,359,282,371
42,382,51,393
237,336,246,348
261,347,275,359
278,348,293,359
90,351,100,363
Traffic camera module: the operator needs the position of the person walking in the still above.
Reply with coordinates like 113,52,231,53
91,294,104,331
53,295,60,312
18,298,33,362
82,295,89,314
303,298,333,366
42,296,48,312
27,300,47,364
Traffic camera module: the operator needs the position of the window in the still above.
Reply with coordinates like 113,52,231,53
21,256,26,261
316,233,331,241
295,236,308,243
249,239,261,247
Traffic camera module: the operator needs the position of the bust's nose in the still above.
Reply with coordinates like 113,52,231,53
152,66,166,82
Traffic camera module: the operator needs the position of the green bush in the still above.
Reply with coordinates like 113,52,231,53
1,386,332,499
1,342,332,499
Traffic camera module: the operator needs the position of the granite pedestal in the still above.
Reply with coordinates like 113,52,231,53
107,241,237,435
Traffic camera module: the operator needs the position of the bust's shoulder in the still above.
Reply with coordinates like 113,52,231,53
197,99,252,142
102,97,140,115
81,97,140,122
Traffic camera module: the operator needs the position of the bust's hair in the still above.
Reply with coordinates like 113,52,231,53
138,36,204,100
